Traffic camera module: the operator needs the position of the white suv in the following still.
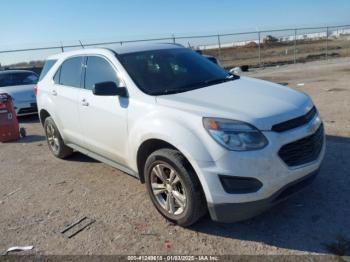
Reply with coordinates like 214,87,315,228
37,44,325,226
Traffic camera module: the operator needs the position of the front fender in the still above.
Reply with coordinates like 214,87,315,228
127,113,224,172
127,112,227,203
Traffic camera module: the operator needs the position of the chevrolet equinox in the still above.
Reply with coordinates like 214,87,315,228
37,44,325,226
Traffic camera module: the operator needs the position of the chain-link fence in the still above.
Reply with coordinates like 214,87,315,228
1,25,350,71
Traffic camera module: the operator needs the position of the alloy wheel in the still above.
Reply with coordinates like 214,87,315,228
46,123,60,154
150,163,187,216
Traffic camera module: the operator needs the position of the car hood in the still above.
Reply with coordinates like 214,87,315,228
156,76,313,131
0,84,36,102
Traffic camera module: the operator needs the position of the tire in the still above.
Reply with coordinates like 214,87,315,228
144,148,207,226
44,117,73,159
19,127,26,138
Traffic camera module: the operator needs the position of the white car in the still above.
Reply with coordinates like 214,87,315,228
36,44,325,226
0,70,39,116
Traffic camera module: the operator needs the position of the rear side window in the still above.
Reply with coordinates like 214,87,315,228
0,72,38,87
59,57,84,88
85,56,120,90
39,59,57,81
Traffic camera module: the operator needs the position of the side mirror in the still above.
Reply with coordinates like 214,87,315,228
93,81,127,97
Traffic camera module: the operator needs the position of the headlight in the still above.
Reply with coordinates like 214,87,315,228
203,118,268,151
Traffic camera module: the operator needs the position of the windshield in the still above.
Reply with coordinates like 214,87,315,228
0,72,38,87
118,48,237,95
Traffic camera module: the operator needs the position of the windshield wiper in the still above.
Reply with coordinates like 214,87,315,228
149,89,185,95
203,74,240,86
151,74,240,96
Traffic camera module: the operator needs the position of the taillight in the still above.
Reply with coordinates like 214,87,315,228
34,85,38,97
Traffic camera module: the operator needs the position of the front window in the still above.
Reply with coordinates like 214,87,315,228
0,72,38,87
118,48,236,95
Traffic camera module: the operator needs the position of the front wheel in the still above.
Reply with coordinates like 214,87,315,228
144,148,206,226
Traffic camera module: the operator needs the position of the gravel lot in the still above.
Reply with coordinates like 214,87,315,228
0,58,349,256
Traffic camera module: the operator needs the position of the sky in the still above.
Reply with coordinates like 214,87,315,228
1,0,350,64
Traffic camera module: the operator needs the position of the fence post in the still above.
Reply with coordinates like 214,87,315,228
294,29,297,64
217,34,222,62
326,26,329,60
258,31,261,67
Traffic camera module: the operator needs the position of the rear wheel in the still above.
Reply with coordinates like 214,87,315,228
44,117,73,159
144,148,206,226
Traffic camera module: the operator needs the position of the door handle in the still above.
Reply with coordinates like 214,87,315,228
81,99,89,106
51,90,57,96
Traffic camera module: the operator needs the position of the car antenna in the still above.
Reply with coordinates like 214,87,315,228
79,40,85,49
60,41,64,53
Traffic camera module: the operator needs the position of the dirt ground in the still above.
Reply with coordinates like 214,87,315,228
0,58,350,256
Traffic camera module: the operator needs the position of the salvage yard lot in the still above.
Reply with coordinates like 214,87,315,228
0,58,350,256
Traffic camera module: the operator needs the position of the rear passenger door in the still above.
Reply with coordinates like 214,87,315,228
79,55,128,165
52,56,85,145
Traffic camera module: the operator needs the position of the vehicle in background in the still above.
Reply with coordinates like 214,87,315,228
203,55,220,66
195,50,221,66
0,70,39,116
37,44,325,226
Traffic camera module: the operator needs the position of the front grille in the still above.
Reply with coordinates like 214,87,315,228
278,124,324,167
272,107,317,132
18,107,38,114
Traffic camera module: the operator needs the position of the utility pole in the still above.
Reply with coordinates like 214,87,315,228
294,29,297,64
217,34,222,62
326,26,329,60
258,31,261,67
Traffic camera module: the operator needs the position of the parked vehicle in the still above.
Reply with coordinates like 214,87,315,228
37,44,325,226
203,55,220,66
0,70,39,116
195,50,221,66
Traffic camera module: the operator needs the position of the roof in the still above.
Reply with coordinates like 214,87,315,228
47,43,184,60
113,43,183,54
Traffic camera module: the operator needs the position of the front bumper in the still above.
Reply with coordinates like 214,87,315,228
190,116,326,223
208,169,319,222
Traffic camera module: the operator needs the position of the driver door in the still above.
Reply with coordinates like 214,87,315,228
78,55,128,165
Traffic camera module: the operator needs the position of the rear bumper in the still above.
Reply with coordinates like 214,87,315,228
208,169,319,223
14,101,38,116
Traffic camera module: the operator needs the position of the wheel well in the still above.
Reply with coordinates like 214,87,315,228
136,139,206,204
39,109,50,126
137,139,178,183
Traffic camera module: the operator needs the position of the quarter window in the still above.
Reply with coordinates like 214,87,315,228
85,56,120,90
59,57,84,88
